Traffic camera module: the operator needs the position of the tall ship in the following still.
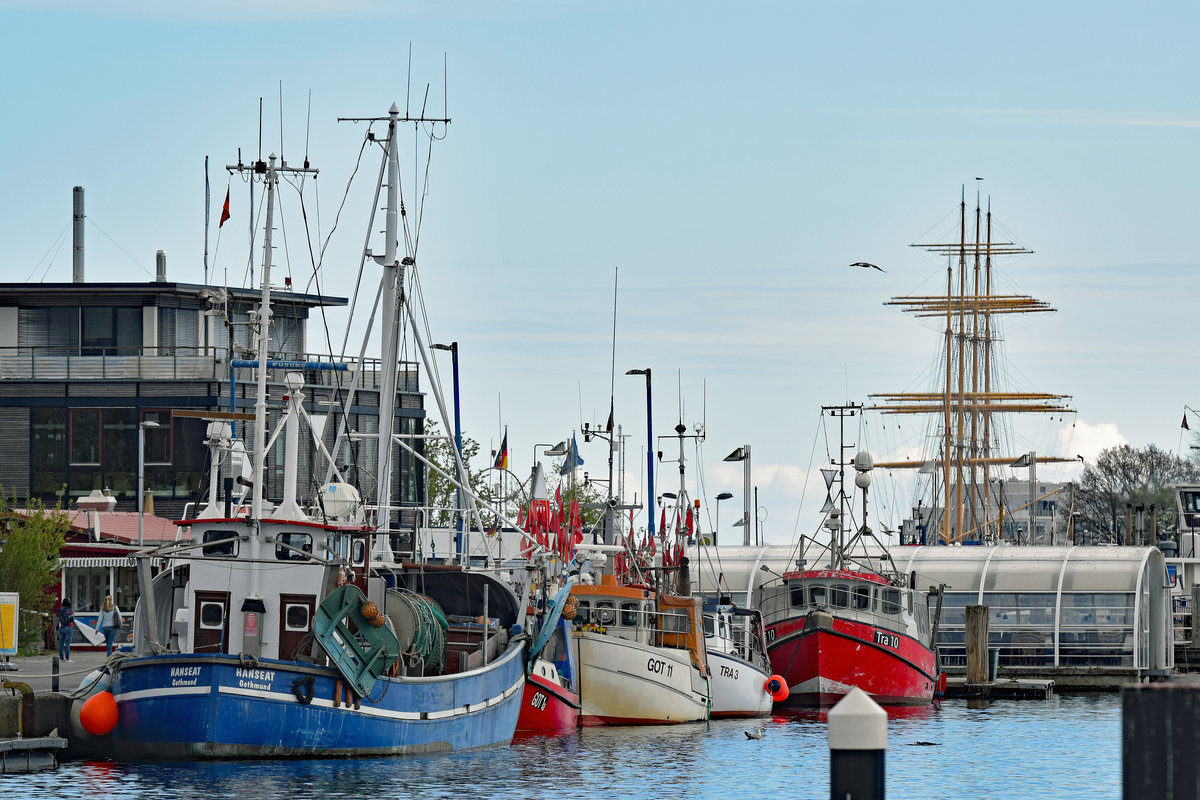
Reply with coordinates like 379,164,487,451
870,189,1077,545
73,103,530,758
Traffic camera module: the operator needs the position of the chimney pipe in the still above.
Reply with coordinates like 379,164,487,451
73,186,85,283
156,250,167,282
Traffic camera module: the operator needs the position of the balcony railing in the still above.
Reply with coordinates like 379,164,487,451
0,346,417,391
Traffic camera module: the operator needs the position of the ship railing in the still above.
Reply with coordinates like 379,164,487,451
573,602,696,651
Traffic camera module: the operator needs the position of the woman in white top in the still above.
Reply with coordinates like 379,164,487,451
95,595,124,656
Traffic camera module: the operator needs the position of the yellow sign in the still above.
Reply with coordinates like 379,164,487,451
0,592,18,655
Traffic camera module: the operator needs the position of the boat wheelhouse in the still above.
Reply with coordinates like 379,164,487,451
569,579,710,725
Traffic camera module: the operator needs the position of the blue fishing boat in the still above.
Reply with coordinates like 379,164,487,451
76,103,529,758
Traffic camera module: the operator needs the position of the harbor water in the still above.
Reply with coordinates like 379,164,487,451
7,694,1119,800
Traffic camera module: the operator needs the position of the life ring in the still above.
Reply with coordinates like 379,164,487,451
766,674,789,702
291,675,316,705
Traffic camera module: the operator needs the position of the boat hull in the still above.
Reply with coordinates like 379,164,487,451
515,671,580,733
767,614,935,706
575,632,709,725
109,645,525,758
708,649,773,718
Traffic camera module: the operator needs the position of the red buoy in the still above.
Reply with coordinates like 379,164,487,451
80,691,119,736
766,675,789,702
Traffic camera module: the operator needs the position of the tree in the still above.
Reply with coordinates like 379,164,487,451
422,419,487,527
0,491,69,652
1075,444,1200,545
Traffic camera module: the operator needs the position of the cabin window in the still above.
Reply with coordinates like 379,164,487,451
661,608,691,634
881,588,901,615
808,585,828,606
574,600,591,624
830,584,850,608
789,585,806,607
199,601,225,629
284,603,310,631
351,539,367,566
620,602,640,627
202,529,238,557
852,585,872,610
275,532,313,561
595,601,617,626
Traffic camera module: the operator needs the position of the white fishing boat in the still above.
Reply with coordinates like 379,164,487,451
569,572,710,726
71,103,531,758
705,601,778,717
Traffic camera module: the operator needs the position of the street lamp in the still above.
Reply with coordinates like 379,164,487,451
724,445,752,546
1011,451,1036,545
430,343,463,557
714,491,733,546
533,441,568,465
626,368,654,541
138,418,161,547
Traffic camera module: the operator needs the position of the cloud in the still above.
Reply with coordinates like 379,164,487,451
1058,420,1128,464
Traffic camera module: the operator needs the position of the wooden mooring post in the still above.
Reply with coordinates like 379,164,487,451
965,605,989,685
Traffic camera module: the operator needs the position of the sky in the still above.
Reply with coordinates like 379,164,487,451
2,1,1197,544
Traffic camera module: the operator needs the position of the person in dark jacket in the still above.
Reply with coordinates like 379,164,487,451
57,598,75,661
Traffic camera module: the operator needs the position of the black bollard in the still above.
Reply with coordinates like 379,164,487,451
828,687,887,800
1124,683,1200,799
52,656,60,692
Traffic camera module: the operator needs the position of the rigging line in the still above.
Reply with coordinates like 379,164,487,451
27,223,70,282
410,89,437,255
86,219,153,276
331,133,384,359
787,408,828,555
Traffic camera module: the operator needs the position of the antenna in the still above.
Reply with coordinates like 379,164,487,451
278,80,285,164
304,89,312,168
406,42,413,117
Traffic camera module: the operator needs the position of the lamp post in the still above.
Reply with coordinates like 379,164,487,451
714,491,733,546
430,343,462,558
724,445,752,546
138,418,161,547
533,441,568,466
626,369,654,542
1011,451,1036,545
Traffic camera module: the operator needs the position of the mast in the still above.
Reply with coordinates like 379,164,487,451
225,147,317,603
821,403,861,568
871,193,1073,545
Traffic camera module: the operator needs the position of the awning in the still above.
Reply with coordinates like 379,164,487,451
60,556,133,568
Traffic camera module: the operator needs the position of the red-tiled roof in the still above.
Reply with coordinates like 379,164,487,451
10,508,178,544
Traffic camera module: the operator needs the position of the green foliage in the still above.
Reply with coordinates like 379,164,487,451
1076,444,1200,545
422,419,486,527
0,490,69,652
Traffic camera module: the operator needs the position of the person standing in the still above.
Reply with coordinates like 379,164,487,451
95,595,124,657
57,598,75,661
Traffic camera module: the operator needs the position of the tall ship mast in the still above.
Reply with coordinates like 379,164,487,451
870,189,1075,545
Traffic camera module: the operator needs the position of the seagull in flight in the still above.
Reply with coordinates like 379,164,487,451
850,261,885,272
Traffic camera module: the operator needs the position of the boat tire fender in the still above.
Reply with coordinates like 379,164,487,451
291,675,316,705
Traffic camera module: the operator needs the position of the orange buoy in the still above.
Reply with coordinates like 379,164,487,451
766,675,789,703
80,690,119,736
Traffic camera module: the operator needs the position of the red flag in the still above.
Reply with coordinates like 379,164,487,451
555,484,564,513
219,188,230,228
659,507,667,537
685,507,694,537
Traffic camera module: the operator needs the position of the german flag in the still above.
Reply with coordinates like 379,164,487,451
494,428,508,470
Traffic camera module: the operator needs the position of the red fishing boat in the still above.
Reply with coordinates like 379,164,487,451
757,405,939,706
516,654,580,734
759,565,937,705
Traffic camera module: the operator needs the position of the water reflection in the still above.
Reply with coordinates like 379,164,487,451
8,695,1121,800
